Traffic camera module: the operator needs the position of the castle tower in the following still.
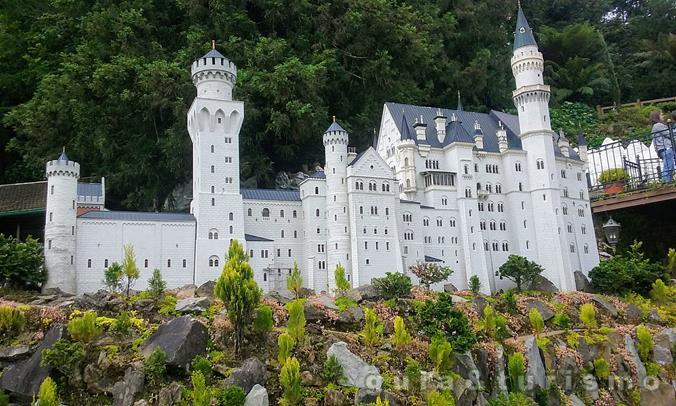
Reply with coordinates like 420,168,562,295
323,119,352,290
188,44,245,283
512,6,574,290
396,114,417,197
44,149,79,293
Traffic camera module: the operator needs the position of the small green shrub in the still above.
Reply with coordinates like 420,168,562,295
495,314,509,340
190,370,211,406
0,390,8,406
0,305,25,337
217,386,245,406
429,333,454,374
191,355,212,377
427,389,456,406
280,356,302,406
529,307,544,335
144,347,167,384
110,312,132,336
645,361,660,377
481,305,497,339
487,392,537,406
0,235,46,288
580,303,597,330
636,325,653,362
502,289,518,313
253,305,274,334
508,352,526,392
360,307,383,347
551,312,571,329
335,296,357,312
334,264,350,295
391,316,411,350
415,293,476,352
67,311,101,343
35,377,59,406
404,356,421,394
372,272,412,299
278,332,295,365
593,357,610,381
322,355,344,385
103,262,123,293
158,294,178,316
147,268,166,300
287,261,303,299
497,255,544,291
469,275,481,296
598,168,629,183
650,279,671,305
286,299,306,341
41,339,85,378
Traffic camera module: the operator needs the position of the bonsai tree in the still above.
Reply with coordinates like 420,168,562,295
496,255,544,291
409,262,453,289
598,168,629,184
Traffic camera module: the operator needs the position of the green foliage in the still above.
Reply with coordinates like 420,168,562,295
415,293,476,352
668,248,676,275
67,311,101,343
508,352,526,392
598,168,629,183
0,305,25,337
322,355,344,385
488,392,537,406
404,356,421,394
110,312,132,336
147,268,166,300
41,339,85,378
495,314,509,340
253,305,274,334
551,311,572,329
409,262,453,289
361,307,383,347
549,102,600,145
0,235,46,289
480,305,497,339
190,370,211,406
392,316,411,351
429,333,454,374
502,289,518,313
144,347,166,384
121,245,140,297
191,355,212,377
280,356,302,406
334,264,350,295
214,240,261,353
287,261,303,299
335,296,358,312
427,390,456,406
636,325,653,362
372,272,412,300
589,241,668,296
580,304,597,330
158,294,178,316
278,332,295,365
645,361,660,377
0,390,8,406
528,307,545,335
103,262,123,293
217,386,245,406
286,299,306,342
593,357,610,381
35,377,58,406
497,255,544,291
650,279,671,305
469,275,481,296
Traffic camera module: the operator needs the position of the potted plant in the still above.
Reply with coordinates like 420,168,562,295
598,168,629,194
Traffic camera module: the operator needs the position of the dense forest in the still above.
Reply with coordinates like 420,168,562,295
0,0,674,210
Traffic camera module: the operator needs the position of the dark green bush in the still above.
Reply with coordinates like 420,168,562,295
415,293,476,352
41,339,85,378
0,234,46,289
191,355,213,377
217,385,245,406
144,347,167,384
372,272,412,300
321,355,344,385
253,305,274,334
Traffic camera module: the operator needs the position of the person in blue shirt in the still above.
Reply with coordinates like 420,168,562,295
650,110,674,182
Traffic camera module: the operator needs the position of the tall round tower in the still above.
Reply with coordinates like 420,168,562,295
44,149,79,293
323,119,352,290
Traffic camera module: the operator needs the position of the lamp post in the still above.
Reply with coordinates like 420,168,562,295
602,217,621,247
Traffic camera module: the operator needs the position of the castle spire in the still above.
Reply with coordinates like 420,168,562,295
514,3,537,50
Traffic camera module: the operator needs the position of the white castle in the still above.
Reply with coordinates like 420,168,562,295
43,6,599,295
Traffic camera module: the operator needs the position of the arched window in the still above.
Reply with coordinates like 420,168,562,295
280,210,285,218
293,210,297,218
315,186,319,195
315,208,320,217
262,208,270,217
209,256,219,267
229,226,233,234
404,157,409,166
248,208,252,216
229,212,234,221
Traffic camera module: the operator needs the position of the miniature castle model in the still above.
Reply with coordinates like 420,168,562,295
43,6,599,295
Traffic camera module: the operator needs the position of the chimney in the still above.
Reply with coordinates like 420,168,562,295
473,120,484,150
434,108,447,143
497,121,508,153
557,129,570,157
413,115,427,142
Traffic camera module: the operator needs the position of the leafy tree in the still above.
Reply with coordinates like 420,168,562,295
409,262,452,289
285,299,306,342
279,356,302,406
391,316,411,351
278,332,295,365
334,264,350,295
287,261,302,299
148,268,166,301
0,234,46,289
360,307,383,347
103,262,123,293
121,244,140,297
469,275,481,296
372,272,412,300
214,240,261,354
497,255,544,291
35,377,59,406
415,293,476,352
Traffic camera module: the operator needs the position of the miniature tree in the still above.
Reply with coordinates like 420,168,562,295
636,325,654,362
286,299,306,342
148,268,166,301
469,275,481,296
334,264,350,296
214,240,261,354
392,315,412,351
579,303,597,330
507,352,526,392
121,244,140,297
528,307,545,335
190,370,211,406
409,262,453,289
253,305,274,334
497,255,543,291
428,333,454,374
103,262,123,293
481,305,497,339
36,377,59,406
361,307,383,347
280,357,302,405
277,332,295,365
67,311,101,343
650,279,670,305
287,261,303,299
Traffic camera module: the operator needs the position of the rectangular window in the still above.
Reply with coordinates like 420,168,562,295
48,240,52,249
87,259,92,268
183,259,187,268
70,256,74,265
167,259,171,268
145,259,148,268
288,249,292,257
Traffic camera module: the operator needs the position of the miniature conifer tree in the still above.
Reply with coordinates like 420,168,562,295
103,262,123,293
361,307,383,347
286,299,306,342
528,307,544,335
579,303,597,330
280,357,302,405
287,261,303,299
121,244,140,297
392,316,411,351
35,377,58,406
335,264,350,296
278,332,295,365
148,268,166,301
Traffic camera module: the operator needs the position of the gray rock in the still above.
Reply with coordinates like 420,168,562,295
0,345,31,362
654,328,675,349
648,308,663,323
338,306,364,325
266,290,293,304
626,303,643,323
175,297,211,313
244,384,269,406
653,345,673,367
525,299,554,321
591,295,618,317
133,401,149,406
304,302,326,322
345,284,379,303
494,345,508,396
640,379,676,406
450,295,468,303
454,352,481,387
529,275,559,293
327,341,382,390
224,357,267,395
83,351,117,394
443,283,458,293
577,336,610,365
624,335,647,387
454,377,488,406
524,337,546,392
315,294,339,311
574,271,592,292
140,316,208,371
582,374,599,400
172,284,197,299
158,381,182,406
354,389,402,406
0,324,65,399
195,280,216,298
472,296,487,316
555,345,581,393
569,394,585,406
324,389,346,406
112,367,144,406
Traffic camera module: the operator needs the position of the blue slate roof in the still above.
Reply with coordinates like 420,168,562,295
310,170,326,179
79,210,194,222
424,255,443,263
57,149,69,161
325,121,347,133
201,49,226,59
347,150,367,167
245,234,274,242
514,6,537,50
240,188,301,202
77,183,102,197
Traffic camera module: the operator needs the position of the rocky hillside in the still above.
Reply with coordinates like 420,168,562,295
0,279,673,406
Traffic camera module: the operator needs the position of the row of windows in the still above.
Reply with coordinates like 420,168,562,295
480,220,507,231
251,208,298,218
88,258,186,268
485,164,499,174
478,202,504,212
363,241,391,251
484,241,510,251
355,180,391,192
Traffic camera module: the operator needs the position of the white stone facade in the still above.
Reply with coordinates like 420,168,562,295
43,7,599,295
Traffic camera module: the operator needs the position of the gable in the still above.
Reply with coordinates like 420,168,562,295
347,147,394,179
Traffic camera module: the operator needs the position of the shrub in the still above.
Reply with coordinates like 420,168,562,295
551,312,571,329
144,347,166,384
409,262,453,289
415,293,476,352
593,357,610,381
429,333,454,374
41,339,85,378
598,168,629,183
373,272,412,300
508,352,526,392
67,311,101,343
427,390,455,406
502,289,518,313
280,356,302,406
158,294,178,316
278,332,295,365
35,377,58,406
190,370,211,406
322,355,344,385
287,261,303,299
0,234,46,289
529,307,545,335
192,355,212,377
215,240,261,353
588,241,668,296
650,279,671,305
0,390,8,406
110,312,132,336
636,325,653,362
121,244,140,297
217,386,245,406
374,397,390,406
645,361,660,377
360,307,383,347
0,305,25,337
148,268,166,300
335,296,357,312
488,392,537,406
286,299,306,342
495,314,509,340
103,262,123,293
392,316,411,350
253,305,274,334
481,305,497,339
497,255,544,291
404,356,421,394
579,304,597,330
469,275,481,295
334,264,350,295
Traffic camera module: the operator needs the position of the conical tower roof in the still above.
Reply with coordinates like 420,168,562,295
514,5,537,50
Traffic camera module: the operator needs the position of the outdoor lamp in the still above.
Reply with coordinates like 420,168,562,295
602,217,621,246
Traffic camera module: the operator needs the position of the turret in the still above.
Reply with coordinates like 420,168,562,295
191,42,237,101
473,120,484,150
557,129,570,157
434,109,447,143
577,132,588,165
44,149,80,294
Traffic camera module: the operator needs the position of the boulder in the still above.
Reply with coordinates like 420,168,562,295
158,382,183,406
640,379,675,406
525,299,554,321
326,341,382,390
266,290,293,304
529,275,559,293
133,401,149,406
111,367,144,406
298,287,315,298
494,345,508,396
140,316,208,371
524,337,546,392
654,328,675,349
581,374,599,401
338,306,364,325
301,371,322,386
345,284,379,303
450,295,468,303
324,389,346,406
224,357,267,395
195,280,216,298
76,289,115,310
443,283,458,293
454,377,488,406
315,294,339,311
0,345,31,362
304,302,326,322
626,303,643,323
577,336,610,365
0,324,65,399
454,352,481,387
472,296,487,316
555,347,581,393
354,389,402,406
175,297,211,313
624,335,647,386
573,271,592,292
648,308,663,323
591,295,618,317
172,284,197,299
569,394,585,406
244,384,269,406
83,351,118,394
653,345,673,366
